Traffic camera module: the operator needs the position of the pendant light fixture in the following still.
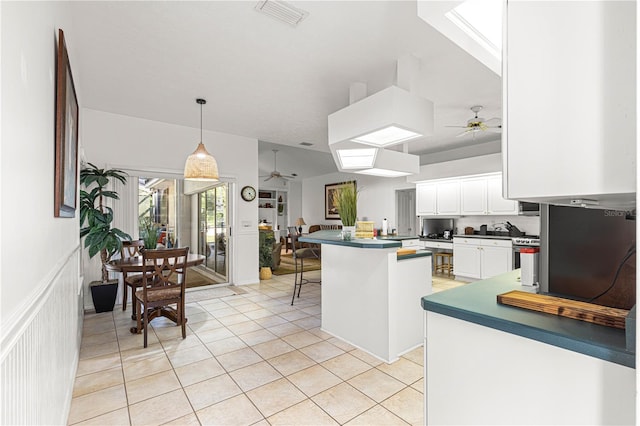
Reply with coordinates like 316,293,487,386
184,98,219,181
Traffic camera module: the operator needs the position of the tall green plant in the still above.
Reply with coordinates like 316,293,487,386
259,231,275,268
80,163,132,282
139,217,160,250
332,182,358,226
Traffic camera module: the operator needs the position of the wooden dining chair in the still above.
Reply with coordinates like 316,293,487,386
134,247,189,348
121,240,145,315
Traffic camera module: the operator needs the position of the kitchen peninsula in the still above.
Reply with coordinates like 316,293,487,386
300,231,432,363
421,270,634,424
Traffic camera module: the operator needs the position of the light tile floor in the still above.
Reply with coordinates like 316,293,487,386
69,270,465,426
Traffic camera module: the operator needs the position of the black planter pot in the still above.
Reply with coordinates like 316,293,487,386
90,280,118,313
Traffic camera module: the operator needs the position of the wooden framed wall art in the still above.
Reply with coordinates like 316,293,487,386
54,29,79,218
325,181,356,220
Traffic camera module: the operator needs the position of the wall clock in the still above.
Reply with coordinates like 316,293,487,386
241,185,256,202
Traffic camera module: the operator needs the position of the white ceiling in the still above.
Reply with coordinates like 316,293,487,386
69,1,502,180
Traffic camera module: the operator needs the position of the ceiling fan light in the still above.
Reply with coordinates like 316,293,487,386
184,142,219,181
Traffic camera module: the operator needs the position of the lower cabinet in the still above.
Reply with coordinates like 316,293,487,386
453,238,512,280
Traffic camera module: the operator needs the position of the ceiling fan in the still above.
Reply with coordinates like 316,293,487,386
447,105,502,137
261,149,294,182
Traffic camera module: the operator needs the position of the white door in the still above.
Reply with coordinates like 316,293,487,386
397,189,417,236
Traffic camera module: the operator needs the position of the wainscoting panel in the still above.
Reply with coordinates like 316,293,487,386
1,247,82,425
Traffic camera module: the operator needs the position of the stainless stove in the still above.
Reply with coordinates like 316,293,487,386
512,236,540,269
512,236,540,247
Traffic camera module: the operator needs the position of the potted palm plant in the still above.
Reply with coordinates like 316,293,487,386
80,163,131,312
332,182,358,240
259,230,275,280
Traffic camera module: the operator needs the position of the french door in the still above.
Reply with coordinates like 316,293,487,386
198,184,229,281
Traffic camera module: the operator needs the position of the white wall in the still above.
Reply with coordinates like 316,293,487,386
408,153,502,182
81,108,259,285
1,2,82,423
302,172,415,233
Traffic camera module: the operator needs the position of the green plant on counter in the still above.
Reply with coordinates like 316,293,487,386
80,163,132,283
259,230,276,268
139,217,160,250
332,182,358,227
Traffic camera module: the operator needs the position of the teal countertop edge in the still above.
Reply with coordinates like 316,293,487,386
397,250,432,260
299,230,402,249
421,270,634,368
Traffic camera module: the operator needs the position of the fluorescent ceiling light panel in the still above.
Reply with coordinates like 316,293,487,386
351,126,422,146
447,0,502,57
328,86,434,148
337,148,377,169
355,168,412,177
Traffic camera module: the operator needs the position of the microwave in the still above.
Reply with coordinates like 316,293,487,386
519,202,540,216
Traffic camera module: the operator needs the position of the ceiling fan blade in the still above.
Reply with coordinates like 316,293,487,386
264,176,273,181
456,129,473,137
483,117,502,126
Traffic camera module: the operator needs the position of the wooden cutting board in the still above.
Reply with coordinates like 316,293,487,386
397,248,416,256
497,290,629,329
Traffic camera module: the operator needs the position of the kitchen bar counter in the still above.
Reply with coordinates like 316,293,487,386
300,230,431,363
421,270,634,424
421,269,633,367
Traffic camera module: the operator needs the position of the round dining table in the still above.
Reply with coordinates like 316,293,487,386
105,253,206,333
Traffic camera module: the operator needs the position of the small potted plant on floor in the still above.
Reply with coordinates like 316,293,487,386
332,182,358,240
259,230,275,280
80,163,132,312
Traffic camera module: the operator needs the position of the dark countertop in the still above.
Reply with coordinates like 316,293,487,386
453,234,514,241
300,230,402,249
421,270,634,368
420,237,453,243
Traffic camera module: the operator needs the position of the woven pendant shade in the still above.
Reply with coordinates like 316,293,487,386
184,142,219,181
184,98,219,181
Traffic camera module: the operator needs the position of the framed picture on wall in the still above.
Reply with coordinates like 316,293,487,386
54,29,79,218
325,181,356,220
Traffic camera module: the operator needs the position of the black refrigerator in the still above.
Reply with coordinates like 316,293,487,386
540,204,636,310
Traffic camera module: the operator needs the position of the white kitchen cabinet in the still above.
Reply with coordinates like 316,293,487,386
504,1,635,209
460,177,488,215
452,240,481,279
435,180,460,215
453,237,513,280
486,175,518,215
422,240,453,251
460,174,518,216
416,183,437,216
401,239,422,248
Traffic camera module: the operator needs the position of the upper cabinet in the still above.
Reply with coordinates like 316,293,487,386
417,179,460,216
419,173,516,217
503,1,636,209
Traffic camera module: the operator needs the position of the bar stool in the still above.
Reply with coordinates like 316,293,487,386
289,233,320,305
434,252,453,276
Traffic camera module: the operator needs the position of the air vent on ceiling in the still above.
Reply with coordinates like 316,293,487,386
299,142,313,146
255,0,308,27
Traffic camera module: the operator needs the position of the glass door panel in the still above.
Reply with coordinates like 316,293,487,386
198,184,228,280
